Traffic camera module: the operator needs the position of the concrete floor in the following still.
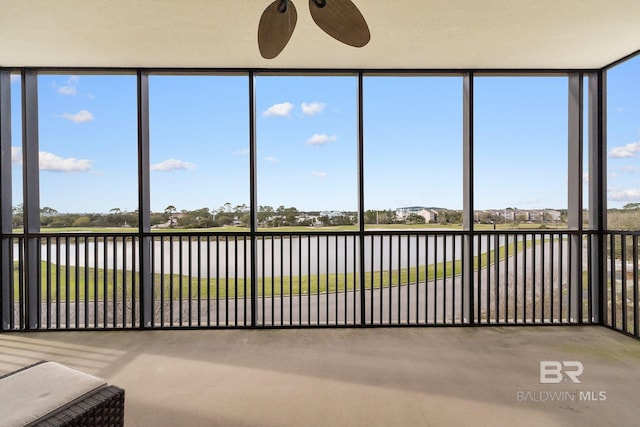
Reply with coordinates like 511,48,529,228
1,326,639,427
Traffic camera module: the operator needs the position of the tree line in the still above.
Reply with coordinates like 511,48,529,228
10,202,637,230
11,204,460,229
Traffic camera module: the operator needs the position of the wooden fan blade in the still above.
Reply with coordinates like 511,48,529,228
308,0,370,48
258,0,298,59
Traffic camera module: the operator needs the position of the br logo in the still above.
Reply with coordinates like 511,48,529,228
540,361,584,384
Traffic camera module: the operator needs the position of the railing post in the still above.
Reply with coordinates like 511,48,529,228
22,69,41,330
137,70,153,328
249,71,258,327
568,73,583,323
588,71,607,324
462,72,475,324
357,72,366,326
0,70,12,330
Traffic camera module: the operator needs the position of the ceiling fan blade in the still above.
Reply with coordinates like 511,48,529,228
308,0,370,48
258,0,298,59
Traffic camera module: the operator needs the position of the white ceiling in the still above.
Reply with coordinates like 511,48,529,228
1,0,639,70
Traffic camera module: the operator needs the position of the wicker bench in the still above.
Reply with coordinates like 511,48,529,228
0,361,124,427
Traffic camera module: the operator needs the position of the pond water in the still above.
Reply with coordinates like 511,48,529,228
23,234,513,278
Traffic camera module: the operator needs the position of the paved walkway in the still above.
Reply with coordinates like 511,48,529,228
1,326,639,426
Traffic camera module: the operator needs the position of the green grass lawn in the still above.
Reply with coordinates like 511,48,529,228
14,240,532,301
35,227,137,234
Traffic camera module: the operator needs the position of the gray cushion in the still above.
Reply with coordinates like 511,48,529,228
0,362,107,427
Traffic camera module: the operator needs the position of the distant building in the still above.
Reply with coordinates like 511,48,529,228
544,209,562,222
320,210,344,218
397,206,439,223
475,208,562,223
503,208,517,221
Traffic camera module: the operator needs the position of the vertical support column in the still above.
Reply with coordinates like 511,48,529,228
462,73,475,324
0,71,12,329
357,72,366,325
137,70,152,328
22,69,40,329
588,71,607,324
249,71,258,327
568,73,583,322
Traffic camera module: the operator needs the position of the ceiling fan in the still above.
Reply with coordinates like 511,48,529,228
258,0,370,59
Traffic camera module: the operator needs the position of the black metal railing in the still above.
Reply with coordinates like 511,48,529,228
2,229,634,332
474,231,594,325
1,234,141,330
151,233,251,328
605,231,640,338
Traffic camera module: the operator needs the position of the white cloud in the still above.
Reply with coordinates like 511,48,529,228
40,151,92,172
59,110,94,123
151,159,196,172
11,147,21,164
263,102,294,118
301,102,326,116
264,156,278,163
620,165,637,173
306,133,337,146
11,147,93,172
232,149,249,156
57,75,80,96
311,172,327,178
10,75,19,83
609,141,640,158
609,189,640,201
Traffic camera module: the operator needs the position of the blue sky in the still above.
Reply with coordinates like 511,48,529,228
607,57,640,208
7,59,640,213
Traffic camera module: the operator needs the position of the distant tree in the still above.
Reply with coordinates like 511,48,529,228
623,202,640,210
330,215,354,226
258,205,274,224
120,211,138,228
49,216,71,228
234,204,248,214
40,206,58,215
283,207,298,225
439,210,462,225
12,204,23,228
210,204,234,226
179,207,214,228
297,217,313,226
364,210,378,224
239,213,251,227
39,207,56,226
213,214,234,227
406,213,426,224
72,216,91,227
479,211,502,224
375,210,397,225
150,212,167,226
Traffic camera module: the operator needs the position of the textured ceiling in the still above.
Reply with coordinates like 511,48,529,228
1,0,639,70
